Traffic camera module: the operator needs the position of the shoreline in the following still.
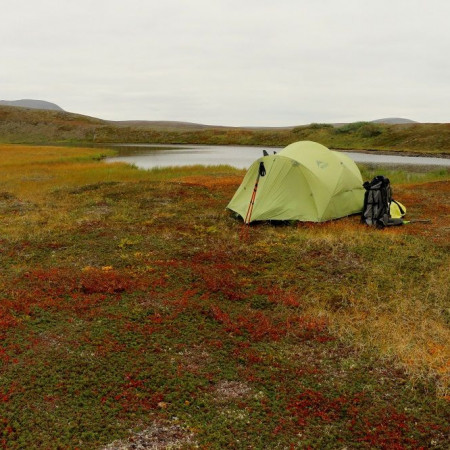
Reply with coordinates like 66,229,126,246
331,147,450,159
2,140,449,159
100,141,450,159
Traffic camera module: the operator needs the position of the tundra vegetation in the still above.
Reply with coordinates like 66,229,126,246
0,144,449,448
1,105,450,154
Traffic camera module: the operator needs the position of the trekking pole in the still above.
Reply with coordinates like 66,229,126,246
244,173,260,225
244,161,266,225
403,219,432,224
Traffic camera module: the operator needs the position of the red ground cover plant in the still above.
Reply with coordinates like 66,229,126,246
0,383,20,404
286,315,335,342
210,306,284,341
0,342,22,366
27,267,145,295
0,418,16,448
287,389,362,427
189,250,252,301
4,267,160,320
283,390,446,448
93,334,127,357
256,286,302,307
194,263,249,301
98,372,166,415
209,303,335,345
163,288,201,315
352,409,418,449
0,309,18,331
231,341,263,364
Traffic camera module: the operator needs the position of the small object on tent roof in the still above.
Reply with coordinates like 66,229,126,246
263,150,269,156
259,162,266,177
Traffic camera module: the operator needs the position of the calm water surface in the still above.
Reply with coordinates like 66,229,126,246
105,144,450,169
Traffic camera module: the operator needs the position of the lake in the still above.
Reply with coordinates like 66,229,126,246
104,144,450,169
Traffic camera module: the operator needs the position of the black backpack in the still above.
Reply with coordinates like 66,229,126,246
361,176,403,228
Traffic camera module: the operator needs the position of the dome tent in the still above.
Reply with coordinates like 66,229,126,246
227,141,365,223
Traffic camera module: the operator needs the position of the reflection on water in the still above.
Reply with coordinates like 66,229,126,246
104,144,450,170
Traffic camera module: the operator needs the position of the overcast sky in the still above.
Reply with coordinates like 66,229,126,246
1,0,449,125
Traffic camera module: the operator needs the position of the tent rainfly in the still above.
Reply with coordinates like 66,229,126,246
227,141,365,223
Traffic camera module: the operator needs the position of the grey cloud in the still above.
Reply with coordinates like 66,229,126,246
1,0,449,125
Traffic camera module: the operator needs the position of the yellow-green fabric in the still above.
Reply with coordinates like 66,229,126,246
227,141,365,222
390,200,406,218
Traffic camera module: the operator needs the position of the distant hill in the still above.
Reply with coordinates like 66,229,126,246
371,118,417,124
0,99,64,111
111,120,295,131
111,120,219,131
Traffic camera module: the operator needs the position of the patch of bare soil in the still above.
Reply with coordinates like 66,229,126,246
213,380,252,402
102,421,196,450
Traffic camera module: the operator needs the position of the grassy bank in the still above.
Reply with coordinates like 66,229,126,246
0,144,449,448
1,105,449,155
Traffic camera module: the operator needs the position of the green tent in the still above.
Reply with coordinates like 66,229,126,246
227,141,365,223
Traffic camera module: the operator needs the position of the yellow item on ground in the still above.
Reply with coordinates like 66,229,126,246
390,200,406,218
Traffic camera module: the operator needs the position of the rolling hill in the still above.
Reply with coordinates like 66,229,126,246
0,104,448,154
371,117,418,124
0,99,64,111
